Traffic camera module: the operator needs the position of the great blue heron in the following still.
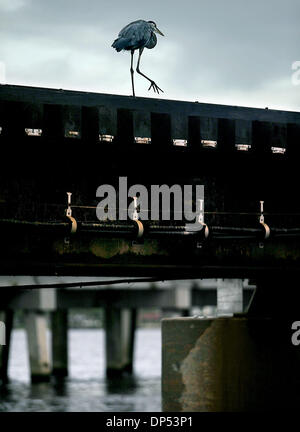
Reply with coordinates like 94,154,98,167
112,20,164,97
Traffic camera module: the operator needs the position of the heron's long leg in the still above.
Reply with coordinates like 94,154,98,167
130,50,135,97
136,48,163,94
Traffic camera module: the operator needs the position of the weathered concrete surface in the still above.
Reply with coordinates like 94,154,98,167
25,311,51,382
217,279,243,314
0,310,13,383
1,226,300,278
162,317,300,412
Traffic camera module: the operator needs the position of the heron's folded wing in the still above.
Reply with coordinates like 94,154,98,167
118,20,152,49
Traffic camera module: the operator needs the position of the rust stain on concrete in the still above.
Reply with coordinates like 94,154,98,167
179,320,222,411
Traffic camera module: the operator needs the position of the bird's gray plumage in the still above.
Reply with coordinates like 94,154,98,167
112,20,156,52
112,19,164,97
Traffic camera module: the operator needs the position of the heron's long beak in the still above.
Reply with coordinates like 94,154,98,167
155,27,164,36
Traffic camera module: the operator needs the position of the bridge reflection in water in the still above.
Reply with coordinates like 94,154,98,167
1,327,161,412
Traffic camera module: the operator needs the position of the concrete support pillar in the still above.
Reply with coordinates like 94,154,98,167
25,311,51,382
0,310,13,384
105,307,137,377
217,278,243,315
162,316,300,412
51,310,68,378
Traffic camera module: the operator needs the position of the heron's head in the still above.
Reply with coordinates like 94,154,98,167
148,21,164,36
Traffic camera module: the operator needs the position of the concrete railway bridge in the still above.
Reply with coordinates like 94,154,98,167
0,84,300,411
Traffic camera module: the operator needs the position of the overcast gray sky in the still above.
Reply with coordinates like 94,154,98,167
0,0,299,110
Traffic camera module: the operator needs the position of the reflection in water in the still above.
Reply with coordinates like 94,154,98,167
0,328,161,412
106,375,138,394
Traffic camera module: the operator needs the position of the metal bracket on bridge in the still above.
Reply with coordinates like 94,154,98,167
196,199,209,248
65,192,77,234
259,200,270,248
132,196,144,240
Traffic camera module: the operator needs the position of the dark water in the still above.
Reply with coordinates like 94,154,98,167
0,328,161,412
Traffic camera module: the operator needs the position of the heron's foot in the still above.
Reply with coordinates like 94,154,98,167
148,81,164,94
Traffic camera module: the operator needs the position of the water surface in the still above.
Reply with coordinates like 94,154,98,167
0,328,161,412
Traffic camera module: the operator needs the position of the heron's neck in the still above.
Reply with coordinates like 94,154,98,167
146,33,157,49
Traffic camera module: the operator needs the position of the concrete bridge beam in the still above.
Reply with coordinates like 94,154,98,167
162,276,300,411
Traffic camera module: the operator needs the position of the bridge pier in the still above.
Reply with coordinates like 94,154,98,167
162,315,300,411
0,310,13,384
162,276,300,412
105,307,137,377
25,311,51,382
51,310,68,378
